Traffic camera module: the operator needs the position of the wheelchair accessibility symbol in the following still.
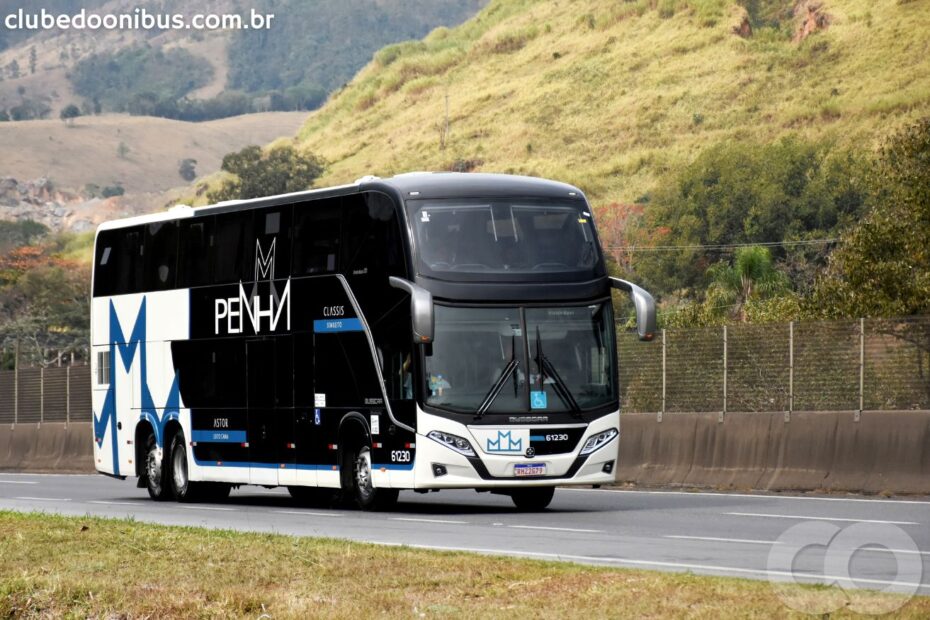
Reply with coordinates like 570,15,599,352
531,390,548,410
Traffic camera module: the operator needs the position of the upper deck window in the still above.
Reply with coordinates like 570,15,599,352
407,198,603,281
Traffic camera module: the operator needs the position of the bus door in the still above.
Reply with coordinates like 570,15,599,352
247,338,284,484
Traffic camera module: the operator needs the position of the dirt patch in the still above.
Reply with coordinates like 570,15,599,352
794,1,831,42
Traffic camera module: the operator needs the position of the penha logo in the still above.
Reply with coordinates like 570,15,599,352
214,280,290,335
214,237,291,335
255,238,276,280
487,430,522,453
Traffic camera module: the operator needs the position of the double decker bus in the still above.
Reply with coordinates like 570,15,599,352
90,173,655,510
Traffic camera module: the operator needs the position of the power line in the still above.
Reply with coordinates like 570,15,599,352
606,239,839,252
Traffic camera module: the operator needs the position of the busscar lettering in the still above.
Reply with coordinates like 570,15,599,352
214,279,291,335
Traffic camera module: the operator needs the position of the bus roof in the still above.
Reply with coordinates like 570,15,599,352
95,173,587,233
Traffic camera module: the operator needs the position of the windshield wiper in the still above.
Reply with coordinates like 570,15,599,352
476,334,519,417
534,326,581,416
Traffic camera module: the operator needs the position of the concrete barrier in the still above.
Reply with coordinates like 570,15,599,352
0,422,94,473
2,413,929,494
617,411,930,495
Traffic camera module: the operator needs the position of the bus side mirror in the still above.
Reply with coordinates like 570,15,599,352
610,277,656,341
389,276,434,344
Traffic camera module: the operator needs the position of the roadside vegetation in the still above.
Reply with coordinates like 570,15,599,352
1,511,927,618
0,221,90,368
249,0,928,327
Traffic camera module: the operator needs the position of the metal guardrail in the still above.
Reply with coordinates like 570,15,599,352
619,316,930,417
0,365,90,424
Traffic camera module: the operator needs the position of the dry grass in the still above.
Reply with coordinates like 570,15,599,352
277,0,930,210
1,511,928,618
0,112,308,194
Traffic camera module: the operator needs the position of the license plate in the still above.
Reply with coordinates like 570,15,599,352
514,463,546,477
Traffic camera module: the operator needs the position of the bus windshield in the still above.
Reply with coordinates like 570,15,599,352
407,199,601,279
424,303,616,414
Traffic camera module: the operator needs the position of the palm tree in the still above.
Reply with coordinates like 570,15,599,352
707,246,789,322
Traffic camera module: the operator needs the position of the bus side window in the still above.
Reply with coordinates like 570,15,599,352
341,193,404,282
291,198,341,276
113,226,143,296
178,218,213,288
93,230,118,296
143,221,178,291
213,211,254,284
173,339,246,408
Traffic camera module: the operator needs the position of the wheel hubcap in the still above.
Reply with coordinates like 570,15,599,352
355,450,372,499
173,444,187,491
147,447,160,491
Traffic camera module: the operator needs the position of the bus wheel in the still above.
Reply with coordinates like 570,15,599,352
144,433,173,501
350,445,398,511
510,487,555,511
168,432,230,503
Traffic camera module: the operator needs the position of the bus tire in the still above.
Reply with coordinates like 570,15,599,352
510,487,555,511
349,445,398,511
168,432,229,502
143,432,173,501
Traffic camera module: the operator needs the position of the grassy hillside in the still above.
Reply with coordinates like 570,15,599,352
290,0,930,207
0,112,308,194
0,0,485,121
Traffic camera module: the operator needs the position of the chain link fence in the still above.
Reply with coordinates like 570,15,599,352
3,316,929,423
619,316,930,414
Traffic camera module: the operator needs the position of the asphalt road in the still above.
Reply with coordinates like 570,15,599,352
2,473,929,597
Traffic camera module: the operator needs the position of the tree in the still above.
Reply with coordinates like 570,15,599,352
8,60,20,79
811,118,930,318
101,184,125,198
28,46,37,75
706,246,790,322
639,138,867,299
178,158,198,182
208,144,325,201
116,141,130,159
59,103,81,126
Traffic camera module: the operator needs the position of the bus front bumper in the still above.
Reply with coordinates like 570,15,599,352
411,411,620,489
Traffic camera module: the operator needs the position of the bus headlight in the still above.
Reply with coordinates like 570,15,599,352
427,430,476,457
579,428,618,455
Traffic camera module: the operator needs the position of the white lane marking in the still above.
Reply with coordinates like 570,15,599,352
561,487,930,506
0,473,97,477
665,535,930,557
13,496,70,502
725,512,919,525
181,505,236,512
390,517,469,525
0,480,39,485
370,541,928,590
665,535,779,545
274,510,343,518
508,525,603,533
88,500,145,506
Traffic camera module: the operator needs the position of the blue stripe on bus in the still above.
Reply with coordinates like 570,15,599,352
372,463,415,471
191,458,414,471
530,435,545,441
191,458,341,471
313,318,364,333
191,430,247,443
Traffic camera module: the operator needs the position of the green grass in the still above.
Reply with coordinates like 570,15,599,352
1,511,928,618
241,0,930,213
